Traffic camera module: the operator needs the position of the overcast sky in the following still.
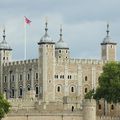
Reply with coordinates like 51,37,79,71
0,0,120,60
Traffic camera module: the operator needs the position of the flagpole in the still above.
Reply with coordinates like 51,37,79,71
24,19,27,60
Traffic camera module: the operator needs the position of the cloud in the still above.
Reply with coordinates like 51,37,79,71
0,0,120,60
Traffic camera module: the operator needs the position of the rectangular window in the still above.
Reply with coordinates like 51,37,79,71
12,75,14,82
27,74,30,80
4,76,7,83
36,73,38,80
20,74,22,81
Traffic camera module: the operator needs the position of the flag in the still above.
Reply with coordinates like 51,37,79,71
24,16,31,25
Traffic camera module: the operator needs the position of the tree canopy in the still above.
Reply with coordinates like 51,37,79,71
0,94,10,120
85,62,120,103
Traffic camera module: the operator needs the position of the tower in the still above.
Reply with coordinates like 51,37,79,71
101,24,117,61
0,29,12,63
38,21,55,102
55,26,70,60
0,29,12,93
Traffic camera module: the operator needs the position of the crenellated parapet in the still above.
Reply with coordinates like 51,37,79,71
3,59,38,66
56,58,108,65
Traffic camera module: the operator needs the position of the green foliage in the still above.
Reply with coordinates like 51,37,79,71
85,89,94,99
0,94,11,120
85,62,120,103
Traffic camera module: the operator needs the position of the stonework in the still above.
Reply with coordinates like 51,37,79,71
0,23,119,120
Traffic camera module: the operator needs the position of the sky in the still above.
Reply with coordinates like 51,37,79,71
0,0,120,60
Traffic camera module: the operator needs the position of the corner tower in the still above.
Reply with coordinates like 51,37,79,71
55,26,70,60
101,24,117,61
38,21,55,102
0,29,12,63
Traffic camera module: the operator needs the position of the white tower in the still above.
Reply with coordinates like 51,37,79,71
101,24,117,61
38,21,55,102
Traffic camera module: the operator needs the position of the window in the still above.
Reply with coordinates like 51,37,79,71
71,87,74,92
59,56,61,58
27,74,30,80
85,76,87,81
28,87,30,91
12,75,14,82
111,105,114,110
66,50,67,53
59,50,61,53
57,86,60,92
68,75,72,79
3,57,5,60
60,75,64,79
55,75,58,79
11,89,15,98
85,88,88,93
36,86,39,95
19,88,22,97
4,76,7,83
20,74,22,81
99,104,101,110
36,73,38,80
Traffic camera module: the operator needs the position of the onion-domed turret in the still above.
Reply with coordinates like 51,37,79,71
55,26,70,59
0,29,12,50
38,21,54,44
102,24,115,44
101,23,117,61
55,26,69,49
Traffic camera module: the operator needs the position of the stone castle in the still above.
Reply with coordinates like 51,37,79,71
0,22,120,120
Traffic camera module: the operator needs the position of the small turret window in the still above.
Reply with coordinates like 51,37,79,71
59,50,61,53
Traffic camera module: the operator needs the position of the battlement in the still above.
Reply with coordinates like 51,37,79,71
97,116,120,120
56,58,107,65
3,59,38,66
83,99,96,107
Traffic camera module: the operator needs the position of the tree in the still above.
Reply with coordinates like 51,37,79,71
94,62,120,103
0,94,11,120
85,62,120,115
85,62,120,103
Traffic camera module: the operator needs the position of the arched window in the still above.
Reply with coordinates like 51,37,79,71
27,86,30,91
57,86,60,92
36,86,39,95
71,86,74,92
85,88,88,93
85,76,87,81
111,104,114,110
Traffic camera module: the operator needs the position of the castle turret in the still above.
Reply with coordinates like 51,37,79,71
0,29,12,93
55,26,70,60
83,99,96,120
38,21,55,102
101,24,117,61
0,29,12,63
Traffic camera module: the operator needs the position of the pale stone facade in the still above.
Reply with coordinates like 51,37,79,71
0,23,119,120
